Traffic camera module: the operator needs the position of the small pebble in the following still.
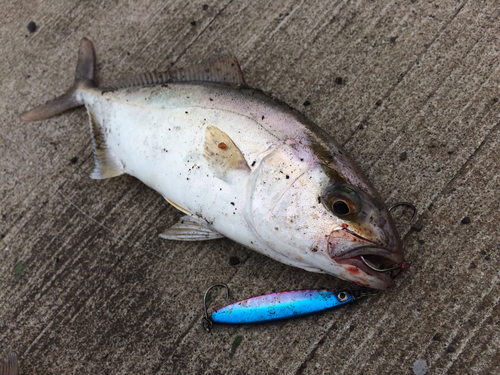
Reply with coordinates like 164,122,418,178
70,156,78,164
399,152,408,161
303,100,311,106
335,77,343,84
446,345,455,353
190,21,196,26
27,21,37,33
469,262,477,269
432,333,441,341
375,99,383,106
229,256,240,266
203,4,209,10
413,359,428,375
461,217,471,224
419,239,425,245
390,36,397,43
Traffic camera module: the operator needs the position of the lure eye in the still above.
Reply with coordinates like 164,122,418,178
322,185,361,219
337,291,349,302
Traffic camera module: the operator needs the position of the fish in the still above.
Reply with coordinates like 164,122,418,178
21,38,405,290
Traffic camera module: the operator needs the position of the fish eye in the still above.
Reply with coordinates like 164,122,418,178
332,200,350,215
322,186,361,218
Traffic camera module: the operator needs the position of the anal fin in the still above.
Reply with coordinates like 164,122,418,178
88,108,124,179
160,215,224,241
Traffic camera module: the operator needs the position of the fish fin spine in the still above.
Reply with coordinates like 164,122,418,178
109,51,246,90
160,215,224,241
20,38,97,121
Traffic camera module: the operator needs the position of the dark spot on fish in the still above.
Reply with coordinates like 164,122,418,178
262,115,265,120
70,157,78,164
274,227,278,231
209,98,213,101
27,21,36,33
251,161,256,167
461,217,471,224
412,222,423,232
375,99,383,106
317,196,321,204
203,4,209,10
190,21,196,26
311,247,318,253
303,100,311,106
230,202,235,206
229,256,240,265
335,77,343,84
399,152,407,161
185,111,188,114
286,175,290,179
218,142,227,149
390,36,397,43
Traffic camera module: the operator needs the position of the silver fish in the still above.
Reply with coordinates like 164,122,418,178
21,38,405,289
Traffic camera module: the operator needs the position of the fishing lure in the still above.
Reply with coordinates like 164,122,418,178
201,284,378,332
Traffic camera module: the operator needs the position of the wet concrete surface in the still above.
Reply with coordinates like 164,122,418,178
1,1,499,374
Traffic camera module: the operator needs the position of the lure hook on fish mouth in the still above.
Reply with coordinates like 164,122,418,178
358,202,417,274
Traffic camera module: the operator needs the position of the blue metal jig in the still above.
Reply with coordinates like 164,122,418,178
202,285,377,332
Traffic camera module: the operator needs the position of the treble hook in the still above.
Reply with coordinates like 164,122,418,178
388,202,417,222
202,283,230,333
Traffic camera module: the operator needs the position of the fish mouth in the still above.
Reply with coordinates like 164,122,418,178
328,230,406,290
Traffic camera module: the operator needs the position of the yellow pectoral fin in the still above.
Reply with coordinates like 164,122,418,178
203,125,250,181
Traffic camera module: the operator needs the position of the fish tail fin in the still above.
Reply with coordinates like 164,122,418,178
20,38,97,121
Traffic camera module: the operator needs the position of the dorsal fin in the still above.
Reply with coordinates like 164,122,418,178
109,51,246,90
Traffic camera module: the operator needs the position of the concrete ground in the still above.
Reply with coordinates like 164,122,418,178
1,1,499,374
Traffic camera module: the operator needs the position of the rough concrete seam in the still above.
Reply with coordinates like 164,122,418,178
341,0,468,149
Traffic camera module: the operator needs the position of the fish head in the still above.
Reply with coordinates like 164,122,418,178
248,145,404,290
